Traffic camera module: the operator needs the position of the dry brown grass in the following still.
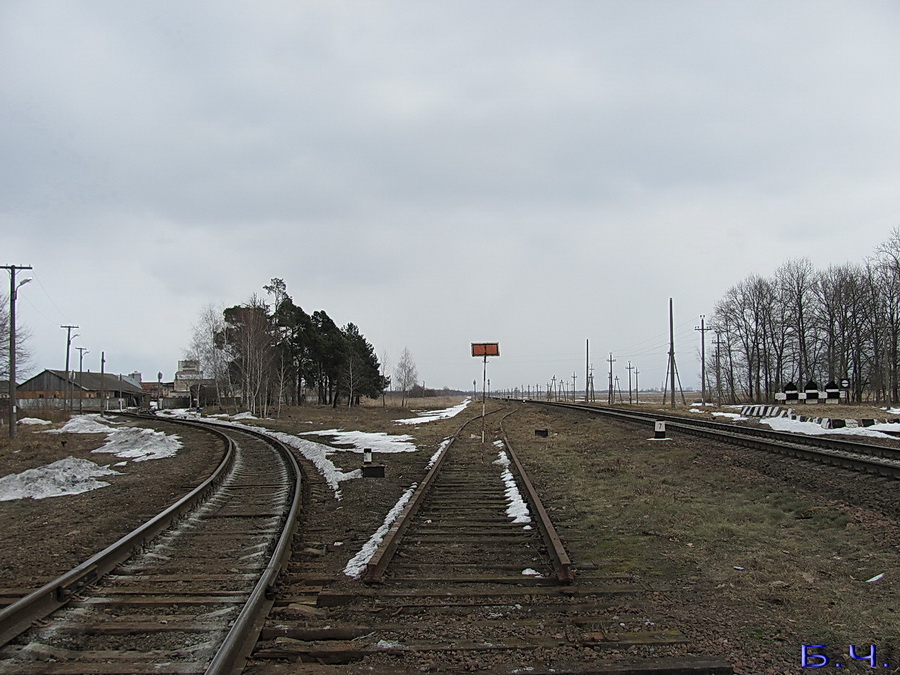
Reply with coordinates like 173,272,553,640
506,402,900,673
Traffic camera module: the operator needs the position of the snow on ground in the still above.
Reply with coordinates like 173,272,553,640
393,399,471,425
426,438,452,470
18,417,51,425
299,429,418,454
492,447,532,525
0,457,119,501
712,411,748,421
45,415,119,434
91,427,183,462
44,414,183,462
760,416,900,439
344,482,418,578
215,420,361,499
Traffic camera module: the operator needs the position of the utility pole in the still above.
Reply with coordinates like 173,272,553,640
626,361,635,404
572,371,577,401
76,347,89,414
634,368,640,404
585,339,590,402
668,298,676,409
607,353,616,405
4,264,32,439
695,315,710,406
101,352,107,413
60,325,78,412
550,375,557,401
588,364,595,402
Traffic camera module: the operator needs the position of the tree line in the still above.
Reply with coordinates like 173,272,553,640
710,229,900,404
187,278,395,415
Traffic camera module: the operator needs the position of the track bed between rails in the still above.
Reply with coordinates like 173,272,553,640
246,406,732,674
0,424,298,674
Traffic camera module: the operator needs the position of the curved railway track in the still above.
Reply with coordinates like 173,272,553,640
0,415,303,675
527,400,900,479
247,403,733,674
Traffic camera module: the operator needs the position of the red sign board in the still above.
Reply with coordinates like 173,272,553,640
471,343,500,357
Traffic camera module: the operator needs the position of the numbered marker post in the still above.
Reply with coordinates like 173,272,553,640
654,421,666,439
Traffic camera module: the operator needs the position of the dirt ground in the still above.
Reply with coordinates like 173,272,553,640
2,398,899,674
0,414,223,589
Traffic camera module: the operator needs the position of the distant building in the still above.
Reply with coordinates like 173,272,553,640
174,360,220,407
173,360,202,394
17,369,147,411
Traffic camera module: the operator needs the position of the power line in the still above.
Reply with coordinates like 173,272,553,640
31,271,71,323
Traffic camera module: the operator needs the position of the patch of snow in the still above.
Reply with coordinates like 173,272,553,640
91,426,183,462
300,429,418,454
43,414,182,462
712,412,747,421
493,451,531,524
0,457,119,501
375,639,403,649
426,438,452,469
44,414,114,434
231,411,258,420
344,483,418,578
393,399,471,425
18,417,51,425
760,416,898,439
219,420,361,499
521,568,543,577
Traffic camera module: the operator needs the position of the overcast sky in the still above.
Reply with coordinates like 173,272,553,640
4,1,900,395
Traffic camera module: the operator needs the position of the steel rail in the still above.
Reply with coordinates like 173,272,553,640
361,409,492,583
202,421,304,675
527,400,900,479
0,417,235,647
364,404,575,584
499,413,574,583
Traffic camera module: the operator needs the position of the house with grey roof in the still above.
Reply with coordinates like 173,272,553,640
17,369,147,411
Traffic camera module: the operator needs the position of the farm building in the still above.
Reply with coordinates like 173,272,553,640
17,369,147,411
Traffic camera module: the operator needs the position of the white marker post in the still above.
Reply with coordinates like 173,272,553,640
471,343,500,444
654,421,666,439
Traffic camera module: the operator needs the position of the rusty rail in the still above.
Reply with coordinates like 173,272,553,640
362,414,472,583
528,400,900,480
363,405,574,584
0,416,235,647
500,420,574,583
204,421,304,675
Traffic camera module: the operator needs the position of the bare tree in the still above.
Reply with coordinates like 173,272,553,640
394,347,418,407
876,227,900,402
187,303,230,407
0,292,32,382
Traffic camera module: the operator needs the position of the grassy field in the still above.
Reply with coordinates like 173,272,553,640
506,402,900,673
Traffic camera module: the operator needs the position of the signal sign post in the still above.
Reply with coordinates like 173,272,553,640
471,342,500,444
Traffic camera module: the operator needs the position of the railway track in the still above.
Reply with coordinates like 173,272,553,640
0,416,303,675
528,400,900,479
246,403,733,674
